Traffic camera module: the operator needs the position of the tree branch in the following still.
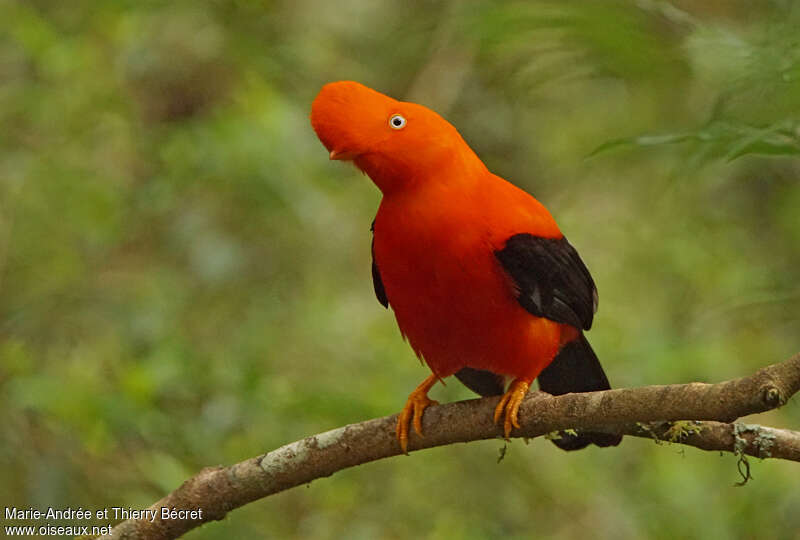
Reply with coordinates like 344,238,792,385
102,353,800,540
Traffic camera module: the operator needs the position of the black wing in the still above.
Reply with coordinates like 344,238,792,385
494,233,597,330
457,233,600,400
370,220,388,308
495,233,621,451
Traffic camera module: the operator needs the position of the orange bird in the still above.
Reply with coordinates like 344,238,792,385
311,81,621,453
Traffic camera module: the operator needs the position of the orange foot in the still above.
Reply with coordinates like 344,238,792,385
493,378,532,439
396,374,440,454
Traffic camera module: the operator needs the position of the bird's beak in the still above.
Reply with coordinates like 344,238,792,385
329,149,357,161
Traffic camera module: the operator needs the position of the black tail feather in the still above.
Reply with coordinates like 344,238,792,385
454,367,505,397
537,334,622,451
453,334,621,451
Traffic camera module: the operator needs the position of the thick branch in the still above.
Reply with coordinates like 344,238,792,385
103,353,800,540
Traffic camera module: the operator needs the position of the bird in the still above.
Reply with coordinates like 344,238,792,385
310,81,621,454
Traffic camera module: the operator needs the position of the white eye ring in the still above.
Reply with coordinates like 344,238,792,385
389,114,406,130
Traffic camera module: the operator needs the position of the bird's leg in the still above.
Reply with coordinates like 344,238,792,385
493,378,532,439
396,373,440,454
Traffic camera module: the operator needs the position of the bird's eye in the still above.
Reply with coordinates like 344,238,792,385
389,114,407,130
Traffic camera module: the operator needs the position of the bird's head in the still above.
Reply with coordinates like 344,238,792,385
310,81,483,194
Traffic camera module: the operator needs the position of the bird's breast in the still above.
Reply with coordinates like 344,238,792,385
372,187,562,379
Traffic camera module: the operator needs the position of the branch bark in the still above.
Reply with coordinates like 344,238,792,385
102,353,800,540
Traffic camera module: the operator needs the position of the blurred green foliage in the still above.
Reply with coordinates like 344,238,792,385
1,0,799,538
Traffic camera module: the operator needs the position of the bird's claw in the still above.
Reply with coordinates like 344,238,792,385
493,379,531,439
396,374,439,454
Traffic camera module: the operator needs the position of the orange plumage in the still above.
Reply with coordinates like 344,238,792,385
311,81,620,453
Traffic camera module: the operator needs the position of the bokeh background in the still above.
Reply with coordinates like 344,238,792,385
2,0,799,538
